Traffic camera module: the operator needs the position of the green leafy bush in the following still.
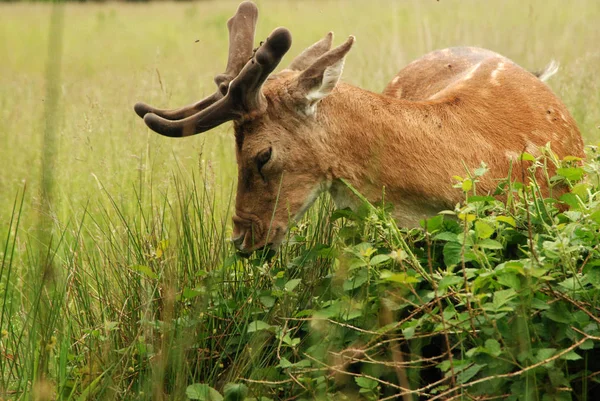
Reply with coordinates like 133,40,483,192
186,148,600,400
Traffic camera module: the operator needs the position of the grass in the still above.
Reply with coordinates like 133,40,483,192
1,1,599,400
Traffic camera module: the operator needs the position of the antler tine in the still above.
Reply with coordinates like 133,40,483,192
287,32,334,71
214,1,259,93
134,1,259,121
143,27,292,138
134,93,220,120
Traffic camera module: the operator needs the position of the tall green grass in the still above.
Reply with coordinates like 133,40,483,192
1,1,600,400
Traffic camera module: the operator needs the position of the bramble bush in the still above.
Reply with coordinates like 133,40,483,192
185,147,600,401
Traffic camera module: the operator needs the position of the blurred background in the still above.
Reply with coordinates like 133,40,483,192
1,1,599,400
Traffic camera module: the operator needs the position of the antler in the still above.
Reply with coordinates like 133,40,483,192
286,32,333,71
134,1,259,120
143,27,292,138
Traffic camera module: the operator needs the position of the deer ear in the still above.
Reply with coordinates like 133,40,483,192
295,36,355,115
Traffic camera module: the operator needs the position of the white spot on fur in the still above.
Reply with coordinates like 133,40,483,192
490,62,505,86
463,61,483,81
525,140,539,155
505,150,520,160
392,76,400,84
560,111,567,122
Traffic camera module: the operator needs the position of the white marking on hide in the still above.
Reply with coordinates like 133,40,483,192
490,62,506,86
560,111,567,122
525,140,539,155
463,61,483,81
505,150,520,160
392,76,400,84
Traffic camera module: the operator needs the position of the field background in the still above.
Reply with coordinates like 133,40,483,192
1,0,599,400
1,0,599,229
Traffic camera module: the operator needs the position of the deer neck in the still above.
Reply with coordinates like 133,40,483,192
316,82,460,224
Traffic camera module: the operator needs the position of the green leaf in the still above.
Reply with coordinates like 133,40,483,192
186,384,223,401
259,296,275,308
279,357,293,369
458,213,476,222
493,289,516,308
247,320,272,333
520,152,536,161
457,364,485,384
331,208,357,221
484,339,501,356
560,351,582,361
402,325,416,339
355,376,378,390
495,216,516,227
433,232,458,242
129,265,158,279
462,179,473,192
478,239,503,249
223,383,248,401
438,275,463,290
536,348,557,362
380,271,419,284
560,193,580,209
558,276,584,291
475,221,494,239
443,241,463,266
370,254,391,266
531,298,551,310
343,272,368,291
590,209,600,225
420,215,444,232
222,255,238,269
284,279,302,291
556,167,584,181
496,272,521,289
181,288,203,300
544,302,572,324
467,195,495,203
585,267,600,288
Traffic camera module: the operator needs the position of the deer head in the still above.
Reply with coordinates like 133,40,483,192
134,1,355,253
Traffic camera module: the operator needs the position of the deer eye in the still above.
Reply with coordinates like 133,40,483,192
256,147,272,173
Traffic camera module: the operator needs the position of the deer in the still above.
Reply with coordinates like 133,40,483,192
134,1,585,254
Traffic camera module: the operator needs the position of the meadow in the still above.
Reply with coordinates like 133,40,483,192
1,0,600,400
